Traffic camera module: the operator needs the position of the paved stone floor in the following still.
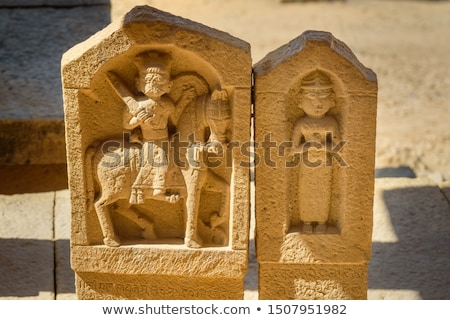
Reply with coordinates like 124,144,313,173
0,177,449,300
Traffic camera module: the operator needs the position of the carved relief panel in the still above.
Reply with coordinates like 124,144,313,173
62,6,251,299
254,31,377,299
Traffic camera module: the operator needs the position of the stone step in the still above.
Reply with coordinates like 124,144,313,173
0,3,110,166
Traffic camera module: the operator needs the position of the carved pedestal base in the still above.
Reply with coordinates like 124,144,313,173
72,246,247,300
76,275,244,300
258,262,368,300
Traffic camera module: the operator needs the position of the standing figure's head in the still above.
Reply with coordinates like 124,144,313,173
134,51,172,98
299,70,335,118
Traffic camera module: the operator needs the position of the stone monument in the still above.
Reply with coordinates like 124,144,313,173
62,6,252,299
254,30,377,299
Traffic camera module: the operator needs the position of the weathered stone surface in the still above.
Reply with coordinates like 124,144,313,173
254,30,377,299
259,262,368,299
63,5,251,299
73,246,247,299
281,0,345,2
0,192,54,239
75,273,244,300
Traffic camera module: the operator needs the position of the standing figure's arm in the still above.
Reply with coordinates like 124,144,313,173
332,121,340,141
325,117,340,146
291,120,305,154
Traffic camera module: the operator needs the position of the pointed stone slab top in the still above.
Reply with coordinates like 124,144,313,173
62,5,251,89
254,30,376,84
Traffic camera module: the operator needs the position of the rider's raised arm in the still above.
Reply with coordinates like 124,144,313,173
106,71,140,130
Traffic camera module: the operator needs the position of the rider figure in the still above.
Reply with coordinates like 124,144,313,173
109,51,175,204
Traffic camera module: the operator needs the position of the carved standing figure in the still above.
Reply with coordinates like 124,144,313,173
291,70,340,233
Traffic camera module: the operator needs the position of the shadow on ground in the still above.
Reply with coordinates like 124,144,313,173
369,185,450,299
0,239,74,298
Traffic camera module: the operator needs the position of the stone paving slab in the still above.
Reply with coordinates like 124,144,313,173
0,190,75,300
368,177,450,300
0,192,55,299
54,190,75,300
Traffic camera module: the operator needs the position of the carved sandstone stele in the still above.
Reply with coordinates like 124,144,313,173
254,31,377,299
62,6,251,299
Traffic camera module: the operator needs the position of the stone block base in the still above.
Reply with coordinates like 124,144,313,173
76,274,243,300
72,245,247,299
259,262,368,300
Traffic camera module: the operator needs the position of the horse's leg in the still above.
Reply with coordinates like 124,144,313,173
95,193,121,247
200,170,230,245
182,167,208,248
